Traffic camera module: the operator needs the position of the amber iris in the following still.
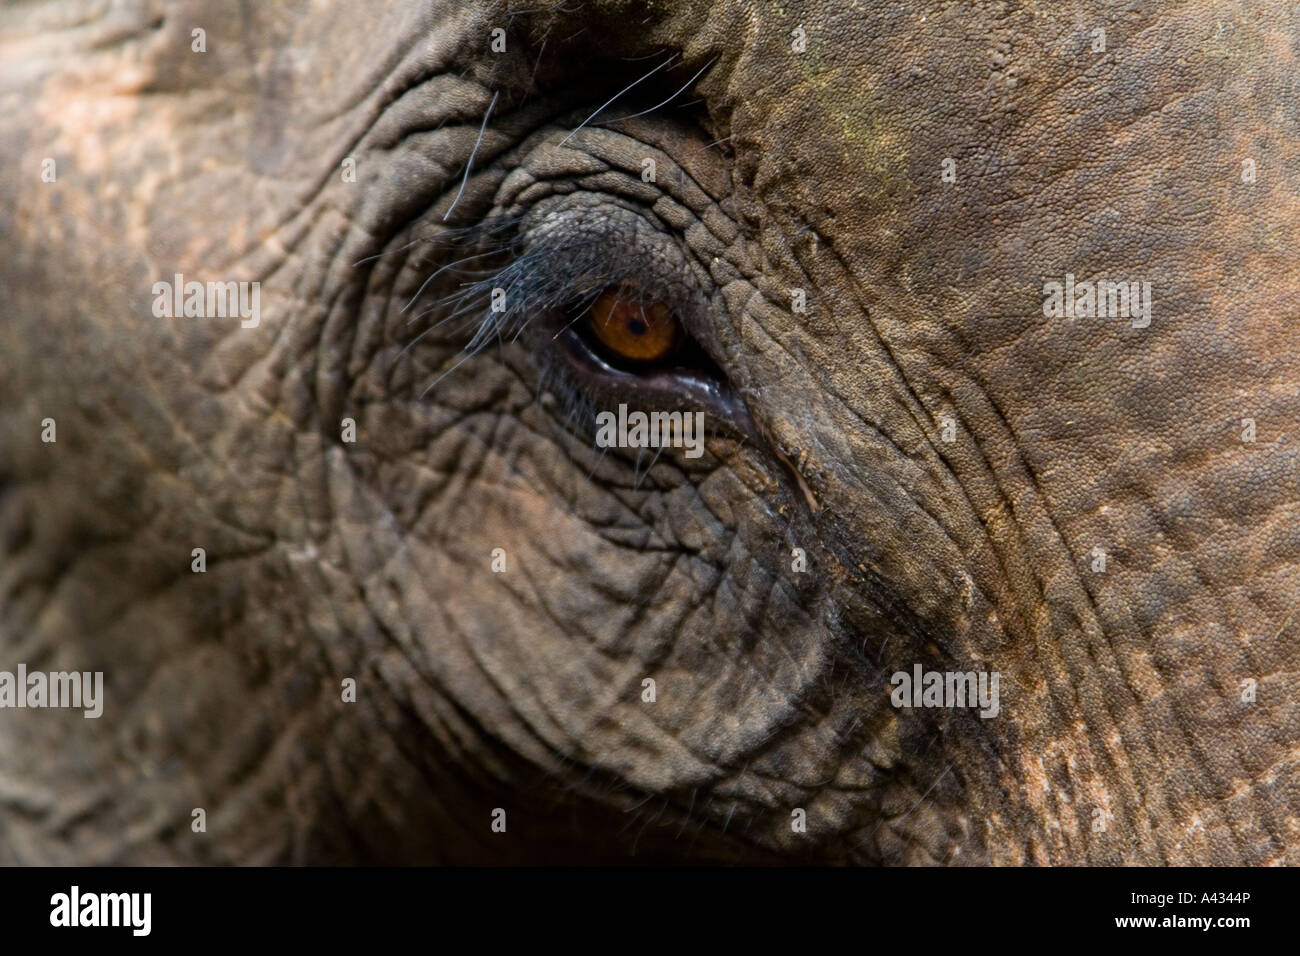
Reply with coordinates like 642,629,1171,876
587,290,680,363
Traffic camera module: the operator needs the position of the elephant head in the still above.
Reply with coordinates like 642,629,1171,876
1,0,1297,864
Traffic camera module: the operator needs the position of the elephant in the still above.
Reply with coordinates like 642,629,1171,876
0,0,1297,866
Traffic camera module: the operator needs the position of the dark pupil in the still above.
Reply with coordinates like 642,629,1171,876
626,317,648,336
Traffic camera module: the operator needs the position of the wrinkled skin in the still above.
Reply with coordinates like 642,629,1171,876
1,0,1298,865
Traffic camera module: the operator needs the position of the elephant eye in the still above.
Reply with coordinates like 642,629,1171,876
558,284,719,382
584,288,682,366
543,283,755,439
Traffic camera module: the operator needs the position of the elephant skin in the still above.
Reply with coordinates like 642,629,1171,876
0,0,1297,865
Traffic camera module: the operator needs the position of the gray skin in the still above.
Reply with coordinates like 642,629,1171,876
0,0,1297,865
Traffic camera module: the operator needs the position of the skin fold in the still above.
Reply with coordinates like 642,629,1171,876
0,0,1296,864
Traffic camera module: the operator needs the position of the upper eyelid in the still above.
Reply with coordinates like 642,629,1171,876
507,199,702,315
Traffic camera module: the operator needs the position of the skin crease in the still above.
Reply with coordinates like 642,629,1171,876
0,0,1297,865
